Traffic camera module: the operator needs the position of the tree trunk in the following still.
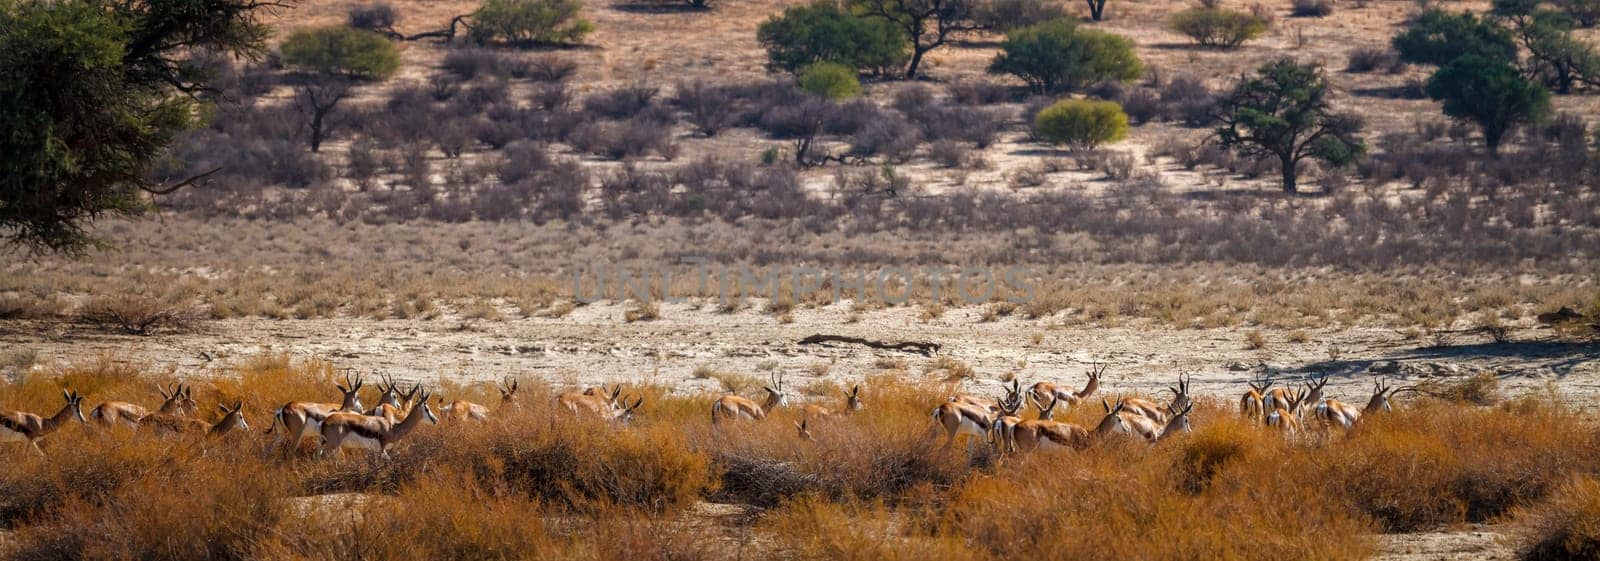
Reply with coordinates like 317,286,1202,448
906,48,927,79
1088,0,1106,21
310,109,326,153
1280,156,1298,194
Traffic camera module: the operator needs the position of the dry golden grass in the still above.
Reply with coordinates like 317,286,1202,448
1516,476,1600,561
1,356,1598,559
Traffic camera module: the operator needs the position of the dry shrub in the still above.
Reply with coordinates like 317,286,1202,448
1516,476,1600,561
76,294,199,334
1244,329,1268,349
1418,372,1503,405
762,497,978,560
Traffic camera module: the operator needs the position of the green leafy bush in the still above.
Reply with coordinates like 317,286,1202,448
798,62,861,99
281,26,400,80
1167,8,1267,48
1033,99,1129,149
469,0,594,46
989,19,1142,94
1392,10,1517,67
757,3,907,74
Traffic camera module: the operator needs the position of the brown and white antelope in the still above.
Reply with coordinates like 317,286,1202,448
440,377,520,422
90,382,196,427
1003,396,1136,454
1,390,87,454
1025,363,1104,410
1155,402,1194,442
320,388,440,460
139,401,250,437
267,373,365,453
802,385,863,422
1265,387,1309,436
711,373,788,425
1313,378,1411,430
933,386,1021,452
557,384,622,418
1119,373,1193,425
368,381,423,422
1240,380,1269,421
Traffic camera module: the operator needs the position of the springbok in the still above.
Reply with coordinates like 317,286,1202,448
139,402,250,437
1025,363,1105,409
1155,402,1194,442
1,390,87,454
1240,380,1269,421
90,382,196,427
320,388,440,460
440,377,520,422
803,385,863,422
1003,396,1134,454
368,382,423,422
267,373,365,453
557,384,622,418
933,390,1021,452
1313,378,1411,430
710,373,788,425
1120,373,1192,425
1265,387,1309,435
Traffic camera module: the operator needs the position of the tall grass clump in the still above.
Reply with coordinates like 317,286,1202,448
1517,476,1600,561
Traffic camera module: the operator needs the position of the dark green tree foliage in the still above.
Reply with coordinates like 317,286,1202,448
1517,11,1600,93
1392,10,1518,66
852,0,981,78
0,0,280,253
281,26,400,80
1425,54,1551,155
987,18,1141,94
757,3,908,74
1215,59,1365,194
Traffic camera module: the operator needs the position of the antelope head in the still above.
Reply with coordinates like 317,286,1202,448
213,401,250,434
1094,398,1128,436
845,385,863,412
1160,402,1194,440
415,389,441,425
763,373,789,408
1031,394,1060,421
1246,379,1269,397
499,376,520,408
64,389,87,424
336,372,365,412
614,396,644,424
1365,378,1413,414
1081,362,1106,397
1304,376,1329,406
374,373,401,409
156,382,197,415
1168,373,1192,411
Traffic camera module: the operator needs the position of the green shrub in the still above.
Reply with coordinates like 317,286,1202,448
469,0,594,46
1033,99,1129,149
1392,10,1517,67
988,19,1142,94
798,62,861,99
1167,8,1267,48
280,26,400,80
757,3,907,74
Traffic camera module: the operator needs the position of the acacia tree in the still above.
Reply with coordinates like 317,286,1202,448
853,0,981,78
0,0,288,253
1214,59,1365,194
281,26,398,152
1426,54,1550,156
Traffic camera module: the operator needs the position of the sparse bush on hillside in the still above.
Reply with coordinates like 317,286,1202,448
972,0,1068,31
1518,476,1600,561
76,295,198,335
672,80,741,136
1033,99,1129,149
799,62,862,99
988,19,1143,94
1347,47,1401,72
1167,8,1268,48
1160,73,1217,126
757,3,909,75
582,85,661,120
469,0,594,46
1292,0,1334,17
348,2,400,36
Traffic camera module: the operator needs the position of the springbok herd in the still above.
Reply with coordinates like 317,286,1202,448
0,366,1415,459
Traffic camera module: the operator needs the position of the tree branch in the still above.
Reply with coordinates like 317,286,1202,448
142,167,222,195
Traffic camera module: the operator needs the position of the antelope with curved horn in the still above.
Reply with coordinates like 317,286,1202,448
90,382,196,427
267,373,365,453
1240,379,1269,421
1265,387,1309,435
803,385,863,422
369,382,423,422
1313,377,1412,430
557,384,622,419
1004,397,1133,454
440,376,520,422
139,401,251,437
933,388,1021,452
1,390,87,454
711,372,788,425
1155,402,1194,442
1120,373,1193,425
320,388,440,460
1025,363,1105,409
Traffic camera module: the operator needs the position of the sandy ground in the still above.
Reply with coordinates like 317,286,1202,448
6,301,1596,407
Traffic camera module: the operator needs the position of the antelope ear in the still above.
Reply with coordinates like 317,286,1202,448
62,389,70,401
